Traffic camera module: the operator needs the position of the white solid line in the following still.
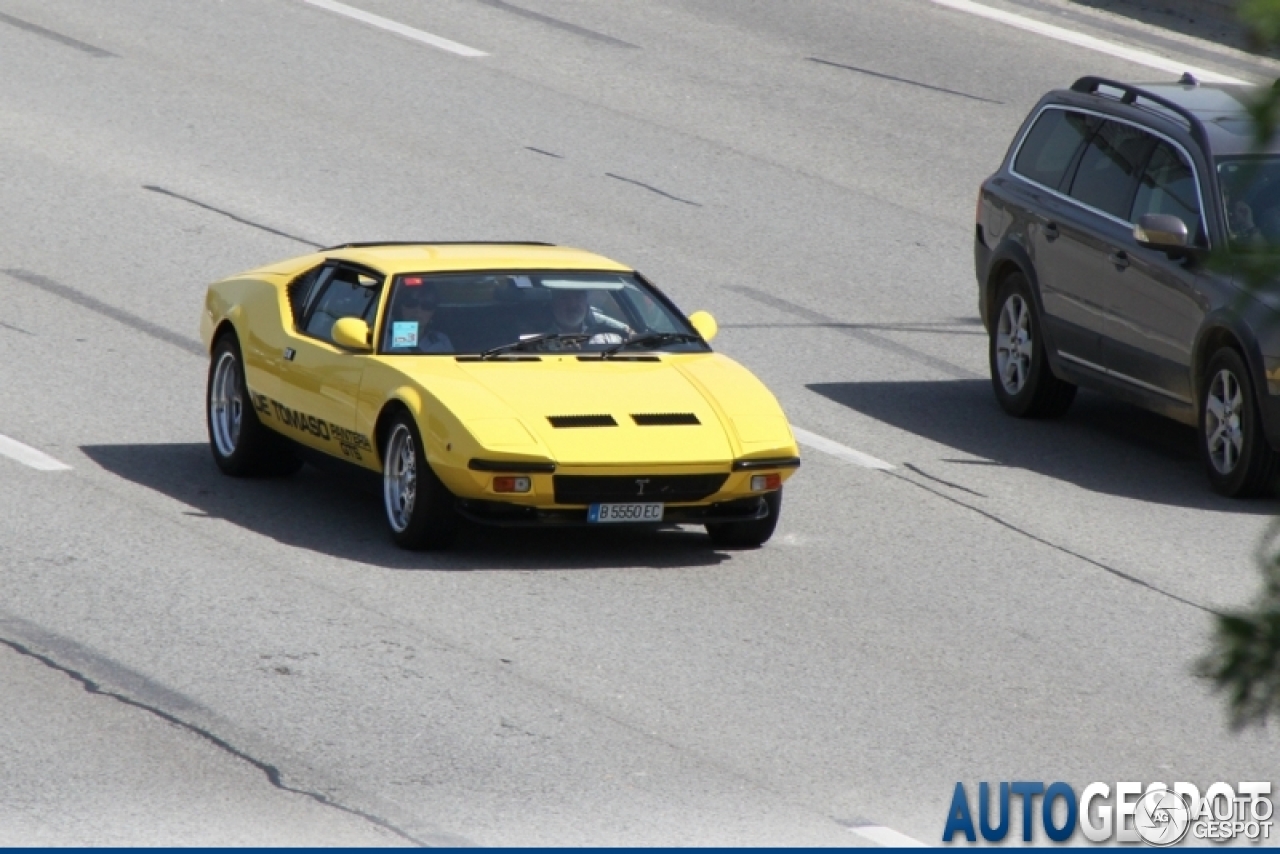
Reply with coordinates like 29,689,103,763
0,434,71,471
931,0,1248,85
299,0,488,57
792,427,894,471
848,824,927,847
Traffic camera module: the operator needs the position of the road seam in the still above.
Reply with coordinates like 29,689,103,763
0,635,431,847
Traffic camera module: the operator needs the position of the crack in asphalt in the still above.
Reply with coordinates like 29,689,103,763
475,0,638,48
807,57,1003,104
0,10,116,57
605,172,702,206
0,635,431,847
142,185,325,249
886,469,1217,615
3,268,205,356
902,462,987,497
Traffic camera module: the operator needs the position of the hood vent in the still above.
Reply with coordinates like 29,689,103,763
632,413,700,426
548,414,618,428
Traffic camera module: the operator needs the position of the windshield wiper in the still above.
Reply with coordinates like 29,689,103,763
480,333,592,359
600,332,703,358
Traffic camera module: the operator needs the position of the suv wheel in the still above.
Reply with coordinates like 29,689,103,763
989,273,1076,418
1199,348,1279,497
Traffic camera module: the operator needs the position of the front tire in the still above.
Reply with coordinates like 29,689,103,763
989,273,1076,418
1199,348,1279,497
382,413,460,550
207,335,301,477
706,489,782,549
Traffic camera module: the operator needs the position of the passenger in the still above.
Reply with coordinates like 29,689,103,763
393,282,453,353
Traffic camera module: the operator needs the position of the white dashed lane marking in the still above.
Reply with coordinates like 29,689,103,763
847,824,927,847
931,0,1248,85
299,0,488,57
0,434,71,471
793,426,895,471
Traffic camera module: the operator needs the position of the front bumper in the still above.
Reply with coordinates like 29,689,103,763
454,495,771,527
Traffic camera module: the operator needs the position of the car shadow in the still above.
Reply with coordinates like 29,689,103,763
807,380,1280,512
80,444,732,570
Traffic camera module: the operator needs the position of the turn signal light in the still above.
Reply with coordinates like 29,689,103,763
750,473,782,491
493,476,531,493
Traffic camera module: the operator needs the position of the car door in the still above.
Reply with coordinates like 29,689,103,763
1013,107,1105,365
1043,118,1155,377
1103,139,1208,406
273,263,383,457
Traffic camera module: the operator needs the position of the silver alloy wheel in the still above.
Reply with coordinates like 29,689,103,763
996,293,1034,395
1206,368,1245,474
383,423,417,533
209,351,243,457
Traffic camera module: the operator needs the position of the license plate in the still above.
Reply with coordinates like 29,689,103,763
588,502,664,523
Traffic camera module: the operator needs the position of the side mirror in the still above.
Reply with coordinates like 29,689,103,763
1134,213,1190,252
688,310,718,343
331,317,372,352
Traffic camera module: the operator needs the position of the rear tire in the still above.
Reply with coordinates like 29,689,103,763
706,489,781,549
1199,347,1279,497
382,412,460,550
207,335,301,477
989,273,1076,418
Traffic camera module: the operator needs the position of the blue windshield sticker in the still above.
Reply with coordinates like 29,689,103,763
512,275,532,288
391,321,419,348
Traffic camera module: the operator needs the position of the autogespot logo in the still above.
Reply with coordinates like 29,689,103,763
942,781,1274,845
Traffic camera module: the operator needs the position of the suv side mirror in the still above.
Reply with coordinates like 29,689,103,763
1134,213,1190,253
331,317,372,352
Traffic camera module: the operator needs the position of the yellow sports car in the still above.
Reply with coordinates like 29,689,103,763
200,242,799,550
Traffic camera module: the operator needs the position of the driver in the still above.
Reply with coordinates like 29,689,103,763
547,288,630,345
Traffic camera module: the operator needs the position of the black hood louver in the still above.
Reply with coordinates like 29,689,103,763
632,413,700,425
548,414,618,428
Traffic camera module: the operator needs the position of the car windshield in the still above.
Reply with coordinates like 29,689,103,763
378,271,709,356
1217,155,1280,250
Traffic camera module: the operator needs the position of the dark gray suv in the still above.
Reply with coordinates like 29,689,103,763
976,75,1280,497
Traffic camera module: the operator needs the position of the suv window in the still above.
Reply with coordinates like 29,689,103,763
1068,120,1156,220
303,268,381,343
1131,141,1202,241
1013,108,1096,190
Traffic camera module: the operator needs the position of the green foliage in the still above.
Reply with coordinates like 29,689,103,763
1199,521,1280,729
1198,0,1280,730
1242,0,1280,48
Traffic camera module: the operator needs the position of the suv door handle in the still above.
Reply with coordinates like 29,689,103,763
1043,221,1059,241
1110,250,1130,270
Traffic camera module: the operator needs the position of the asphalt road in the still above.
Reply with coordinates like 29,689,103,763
1,0,1277,845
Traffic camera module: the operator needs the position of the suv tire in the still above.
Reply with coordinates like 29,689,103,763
1199,347,1279,497
989,273,1076,418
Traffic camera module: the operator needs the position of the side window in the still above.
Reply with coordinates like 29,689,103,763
303,268,381,344
1068,120,1156,220
1013,108,1096,190
286,265,331,327
1131,142,1202,241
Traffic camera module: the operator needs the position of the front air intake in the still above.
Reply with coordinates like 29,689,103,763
547,414,618,428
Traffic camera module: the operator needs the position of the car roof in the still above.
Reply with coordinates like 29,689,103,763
1055,79,1279,158
319,242,633,275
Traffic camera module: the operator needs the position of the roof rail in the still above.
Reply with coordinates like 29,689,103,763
1070,76,1209,151
322,240,557,251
